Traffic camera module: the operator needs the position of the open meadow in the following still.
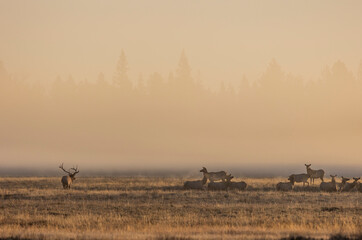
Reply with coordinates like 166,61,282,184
0,177,361,240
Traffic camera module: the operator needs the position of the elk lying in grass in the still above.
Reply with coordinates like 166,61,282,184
305,164,325,184
229,180,247,191
288,173,309,187
59,163,79,189
208,174,233,191
183,177,207,190
320,175,337,192
276,181,293,191
338,177,350,191
200,167,228,183
358,181,362,193
341,177,360,192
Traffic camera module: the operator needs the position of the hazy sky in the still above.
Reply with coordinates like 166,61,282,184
1,1,362,175
1,0,362,87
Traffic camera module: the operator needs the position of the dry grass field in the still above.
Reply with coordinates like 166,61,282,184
0,177,361,240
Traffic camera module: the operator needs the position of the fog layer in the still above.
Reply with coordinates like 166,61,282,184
0,1,362,173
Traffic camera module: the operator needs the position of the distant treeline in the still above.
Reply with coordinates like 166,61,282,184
1,52,362,165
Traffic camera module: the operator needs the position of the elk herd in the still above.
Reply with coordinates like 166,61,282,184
276,164,361,192
58,163,361,193
184,167,247,191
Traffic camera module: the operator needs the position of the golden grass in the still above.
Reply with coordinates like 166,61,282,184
0,177,361,239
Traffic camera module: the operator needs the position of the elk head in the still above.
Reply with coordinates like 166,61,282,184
341,176,350,183
59,163,79,180
288,175,295,184
340,176,350,188
353,177,360,182
200,167,207,173
226,174,234,182
330,174,337,182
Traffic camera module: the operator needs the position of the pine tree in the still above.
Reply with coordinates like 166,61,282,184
259,59,284,90
175,50,193,91
113,50,132,91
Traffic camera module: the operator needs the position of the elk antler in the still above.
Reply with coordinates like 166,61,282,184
71,165,79,174
59,163,72,175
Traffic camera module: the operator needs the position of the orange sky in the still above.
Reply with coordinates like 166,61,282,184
1,1,362,174
1,0,361,87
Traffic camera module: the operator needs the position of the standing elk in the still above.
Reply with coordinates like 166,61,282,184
200,167,228,183
320,175,337,192
59,163,79,189
305,164,324,184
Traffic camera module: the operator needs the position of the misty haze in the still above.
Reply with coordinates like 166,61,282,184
1,53,362,173
0,1,361,240
1,1,362,174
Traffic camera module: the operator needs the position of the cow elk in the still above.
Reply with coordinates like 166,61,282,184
276,181,293,191
358,181,362,193
305,164,325,184
208,174,233,191
59,163,79,189
200,167,228,183
341,177,360,192
229,179,247,191
338,176,350,191
183,177,207,190
288,173,309,187
320,175,337,192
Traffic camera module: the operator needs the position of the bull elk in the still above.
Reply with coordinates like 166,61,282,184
59,163,79,189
